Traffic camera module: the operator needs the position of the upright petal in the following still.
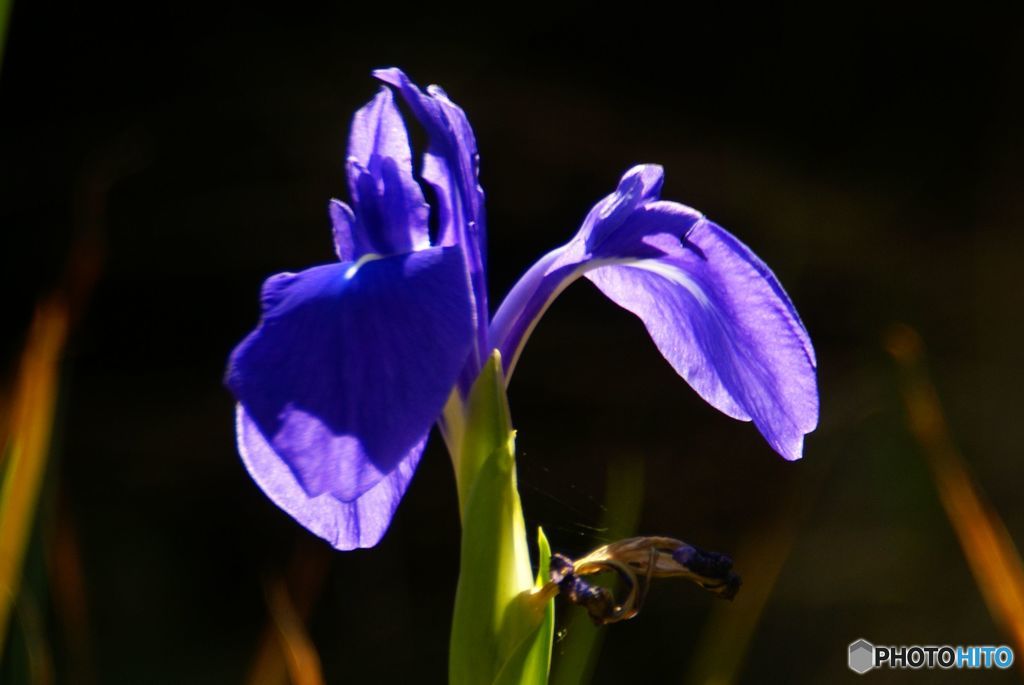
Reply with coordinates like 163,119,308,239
237,406,422,550
226,245,474,502
586,220,818,459
328,199,358,262
339,87,431,257
373,68,489,375
372,69,485,253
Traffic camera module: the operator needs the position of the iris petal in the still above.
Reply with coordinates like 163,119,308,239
581,164,666,254
491,169,702,376
226,245,474,502
492,166,817,459
373,67,489,373
328,199,357,262
372,69,485,253
586,219,818,459
341,87,431,257
237,406,422,550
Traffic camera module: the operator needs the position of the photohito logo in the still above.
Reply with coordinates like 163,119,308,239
847,639,1014,674
848,639,875,674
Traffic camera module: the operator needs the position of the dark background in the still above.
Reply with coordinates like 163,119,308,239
2,3,1023,683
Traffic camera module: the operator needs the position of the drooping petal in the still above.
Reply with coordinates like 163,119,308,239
491,168,702,376
491,165,817,459
226,245,474,502
237,406,422,550
338,87,431,257
489,246,580,377
586,219,818,459
580,164,667,255
373,67,489,375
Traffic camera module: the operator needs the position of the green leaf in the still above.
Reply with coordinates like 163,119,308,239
493,528,555,685
454,351,512,517
448,352,554,685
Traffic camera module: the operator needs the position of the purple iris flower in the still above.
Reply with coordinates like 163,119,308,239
226,69,818,550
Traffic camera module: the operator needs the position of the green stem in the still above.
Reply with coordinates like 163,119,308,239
447,352,554,685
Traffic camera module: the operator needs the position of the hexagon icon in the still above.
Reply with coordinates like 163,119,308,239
848,639,875,674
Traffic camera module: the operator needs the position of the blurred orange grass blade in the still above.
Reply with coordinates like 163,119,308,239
261,580,326,685
0,389,9,470
10,586,54,685
46,490,95,684
245,539,330,685
886,323,1024,663
0,296,70,653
